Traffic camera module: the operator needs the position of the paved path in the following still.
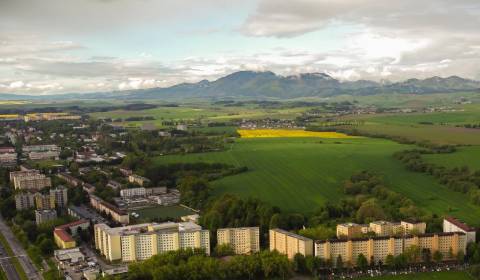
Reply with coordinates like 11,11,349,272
0,216,42,280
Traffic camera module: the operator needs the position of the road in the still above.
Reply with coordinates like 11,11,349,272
0,244,20,280
0,216,42,280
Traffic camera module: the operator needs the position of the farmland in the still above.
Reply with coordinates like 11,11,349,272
154,137,480,225
238,129,358,138
423,146,480,170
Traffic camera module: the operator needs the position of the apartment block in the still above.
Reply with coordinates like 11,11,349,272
120,187,146,198
22,144,60,153
444,217,476,244
0,152,17,166
336,220,427,239
35,209,57,225
90,195,129,224
50,186,68,208
337,223,369,239
128,174,150,186
269,228,313,259
10,170,51,190
28,150,60,160
35,192,55,210
15,192,35,210
315,232,467,267
94,222,210,262
217,227,260,255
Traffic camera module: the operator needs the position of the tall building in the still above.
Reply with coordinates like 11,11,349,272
35,209,57,225
315,232,467,267
50,186,68,208
94,222,210,262
443,217,476,244
269,228,313,259
336,223,369,239
128,174,150,186
217,227,260,255
336,220,426,239
35,193,55,210
15,192,35,210
10,170,51,190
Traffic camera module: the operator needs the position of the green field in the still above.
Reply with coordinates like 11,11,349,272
154,137,480,225
423,146,480,170
131,205,194,221
359,271,472,280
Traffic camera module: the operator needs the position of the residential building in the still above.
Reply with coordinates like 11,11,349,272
10,170,51,190
28,150,60,160
68,205,108,224
35,209,57,225
54,248,85,264
22,144,60,153
57,173,83,187
217,227,260,255
0,149,17,166
269,228,314,259
120,187,146,198
181,214,200,223
401,220,427,235
90,195,129,224
369,221,403,236
107,180,122,190
15,192,35,210
315,232,467,267
94,222,210,262
336,223,369,239
35,192,55,210
128,174,150,186
444,217,476,244
53,219,90,249
50,186,68,208
119,168,133,177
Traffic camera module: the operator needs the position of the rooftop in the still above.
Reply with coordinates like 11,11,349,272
271,228,312,242
54,229,74,242
445,216,476,232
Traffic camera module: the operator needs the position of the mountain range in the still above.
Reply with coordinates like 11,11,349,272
1,71,480,100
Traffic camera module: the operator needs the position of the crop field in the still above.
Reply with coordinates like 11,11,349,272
130,205,194,221
358,271,472,280
154,137,480,225
90,105,307,128
238,129,358,138
423,146,480,170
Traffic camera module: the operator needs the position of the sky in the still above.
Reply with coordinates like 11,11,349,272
1,0,480,95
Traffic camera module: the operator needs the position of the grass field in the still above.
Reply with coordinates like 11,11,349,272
131,205,194,221
154,137,480,225
423,146,480,170
238,129,358,138
358,271,472,280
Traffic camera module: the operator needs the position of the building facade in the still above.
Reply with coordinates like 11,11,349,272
50,186,68,208
35,209,57,225
35,193,55,210
269,228,314,259
128,175,150,186
90,195,129,224
94,222,210,262
53,220,90,249
10,170,51,190
443,217,476,244
337,220,427,239
217,227,260,255
15,192,35,210
120,187,146,198
315,232,467,267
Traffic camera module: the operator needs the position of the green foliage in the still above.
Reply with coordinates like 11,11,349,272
298,225,335,240
214,244,234,257
357,253,368,270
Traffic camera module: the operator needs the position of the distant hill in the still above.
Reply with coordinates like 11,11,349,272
1,71,479,100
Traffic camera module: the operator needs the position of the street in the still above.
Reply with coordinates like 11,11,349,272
0,215,42,280
0,244,20,280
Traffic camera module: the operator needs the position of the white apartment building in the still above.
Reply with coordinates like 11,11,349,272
443,217,476,244
120,187,146,198
94,222,210,262
217,227,260,255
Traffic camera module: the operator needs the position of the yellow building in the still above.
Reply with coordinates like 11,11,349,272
10,170,52,191
315,232,466,267
269,228,313,259
54,229,76,249
94,222,210,262
34,193,55,210
217,227,260,255
336,223,369,239
401,220,427,235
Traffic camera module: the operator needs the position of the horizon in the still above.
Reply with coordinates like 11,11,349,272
1,0,480,95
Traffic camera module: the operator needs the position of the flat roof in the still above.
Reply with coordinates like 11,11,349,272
271,228,312,242
54,229,74,242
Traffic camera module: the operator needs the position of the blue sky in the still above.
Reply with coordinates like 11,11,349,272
1,0,479,94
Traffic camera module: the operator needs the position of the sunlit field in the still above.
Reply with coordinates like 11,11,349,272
238,129,359,138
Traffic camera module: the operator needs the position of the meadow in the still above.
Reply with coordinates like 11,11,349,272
358,271,472,280
154,137,480,225
423,146,480,170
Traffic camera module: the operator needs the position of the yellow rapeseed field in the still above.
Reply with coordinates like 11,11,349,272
238,129,359,138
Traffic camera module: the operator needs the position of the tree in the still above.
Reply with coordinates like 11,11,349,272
457,250,465,264
385,254,395,269
357,253,368,270
214,244,234,257
421,248,432,264
336,255,344,270
293,253,306,274
404,245,421,263
433,250,443,263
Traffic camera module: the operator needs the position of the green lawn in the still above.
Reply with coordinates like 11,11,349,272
358,270,472,280
131,205,194,221
423,146,480,171
154,137,480,225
